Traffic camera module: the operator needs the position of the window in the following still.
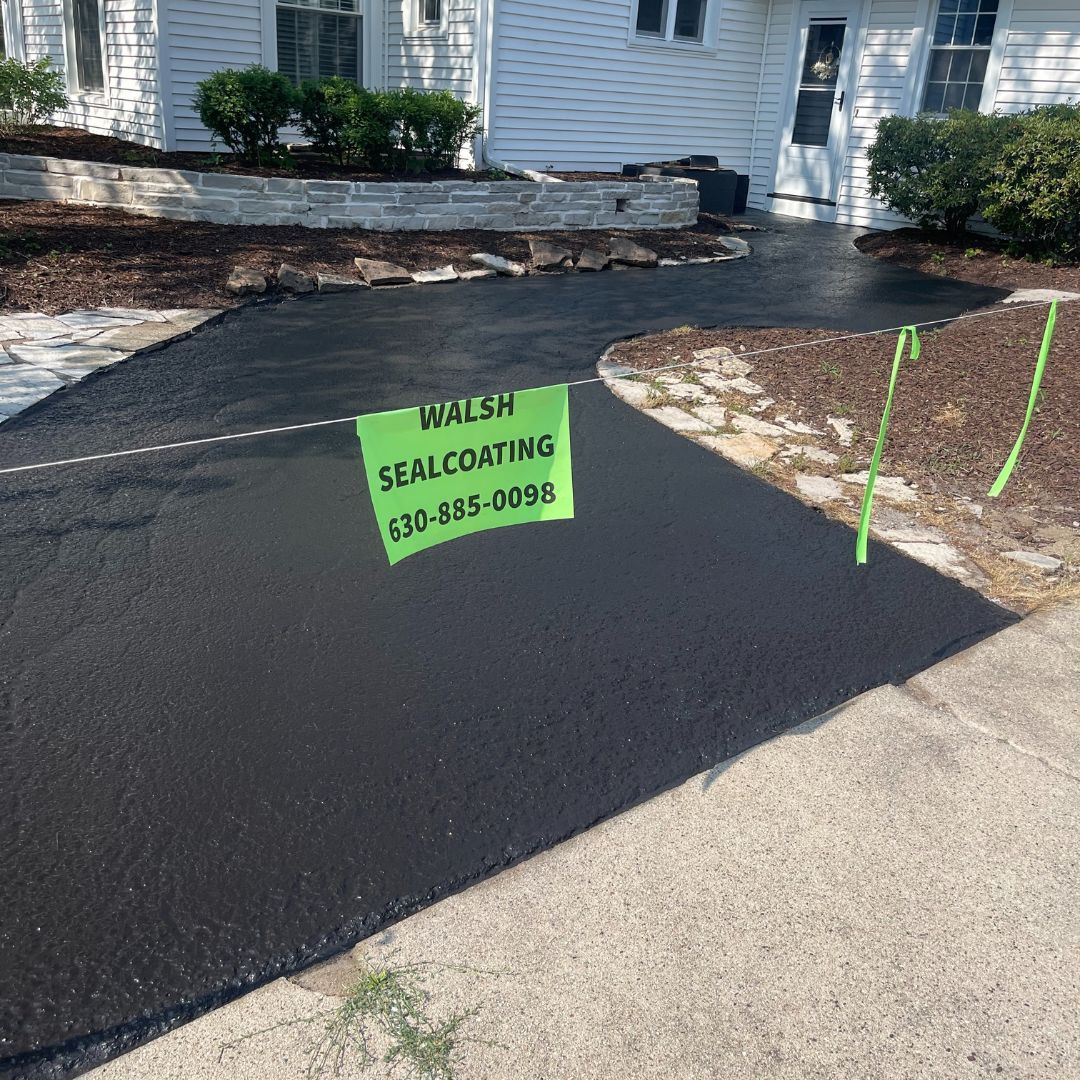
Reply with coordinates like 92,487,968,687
277,0,362,85
420,0,440,25
65,0,105,94
922,0,999,114
634,0,708,44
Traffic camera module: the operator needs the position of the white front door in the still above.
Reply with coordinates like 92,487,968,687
771,0,861,216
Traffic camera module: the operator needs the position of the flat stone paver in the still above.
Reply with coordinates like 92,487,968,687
90,603,1080,1080
0,306,221,424
642,405,713,433
0,365,66,412
8,342,128,375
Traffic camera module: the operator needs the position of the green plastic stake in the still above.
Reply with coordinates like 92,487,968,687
856,326,921,566
987,300,1058,498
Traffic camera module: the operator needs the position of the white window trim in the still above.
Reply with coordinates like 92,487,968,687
262,0,381,88
903,0,1013,116
62,0,109,102
1,0,27,62
627,0,719,53
404,0,449,39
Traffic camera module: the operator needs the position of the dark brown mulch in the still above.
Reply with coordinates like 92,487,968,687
0,200,736,314
548,171,626,182
609,304,1079,508
0,127,505,184
856,228,1080,293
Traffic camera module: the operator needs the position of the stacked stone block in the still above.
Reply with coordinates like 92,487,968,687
0,153,699,232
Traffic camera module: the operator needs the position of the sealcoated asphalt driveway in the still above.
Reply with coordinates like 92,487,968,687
0,215,1014,1076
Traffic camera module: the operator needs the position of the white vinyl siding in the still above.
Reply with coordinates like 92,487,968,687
757,0,1080,229
17,0,164,146
164,0,263,150
991,0,1080,110
487,0,769,173
385,0,475,98
834,0,919,228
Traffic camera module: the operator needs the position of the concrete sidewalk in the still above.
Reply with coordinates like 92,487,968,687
93,602,1079,1080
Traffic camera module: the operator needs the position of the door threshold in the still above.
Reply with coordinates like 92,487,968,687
767,192,837,207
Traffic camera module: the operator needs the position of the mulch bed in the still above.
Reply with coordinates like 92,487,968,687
609,303,1079,509
856,228,1080,293
0,200,737,314
0,127,506,184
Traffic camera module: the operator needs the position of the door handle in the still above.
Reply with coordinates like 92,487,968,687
835,90,845,112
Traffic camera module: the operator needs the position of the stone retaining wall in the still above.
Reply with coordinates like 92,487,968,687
0,153,699,231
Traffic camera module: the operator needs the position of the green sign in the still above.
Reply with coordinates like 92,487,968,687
356,384,574,564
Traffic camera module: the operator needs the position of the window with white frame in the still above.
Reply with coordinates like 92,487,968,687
634,0,709,44
922,0,999,113
277,0,362,84
419,0,441,25
64,0,105,94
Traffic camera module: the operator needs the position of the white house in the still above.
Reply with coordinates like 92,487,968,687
0,0,1077,229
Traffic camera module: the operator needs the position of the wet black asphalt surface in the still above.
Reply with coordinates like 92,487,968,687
0,217,1015,1076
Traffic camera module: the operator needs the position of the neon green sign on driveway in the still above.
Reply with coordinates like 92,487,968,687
356,384,574,564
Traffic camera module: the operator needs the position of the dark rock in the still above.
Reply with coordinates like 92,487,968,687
317,273,366,293
608,236,658,267
575,248,610,272
528,239,573,270
354,258,414,286
226,267,267,296
277,263,315,294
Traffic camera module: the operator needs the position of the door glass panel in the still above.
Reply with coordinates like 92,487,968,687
799,21,845,86
792,20,846,147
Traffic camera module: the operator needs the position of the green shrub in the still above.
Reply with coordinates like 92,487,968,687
0,57,67,135
392,87,482,171
295,76,364,164
192,65,296,165
293,80,482,172
982,104,1080,259
866,110,1018,237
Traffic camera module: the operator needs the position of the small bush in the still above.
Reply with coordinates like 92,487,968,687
193,65,296,165
866,110,1018,237
394,88,482,172
293,80,482,172
295,76,364,164
0,57,67,135
983,104,1080,259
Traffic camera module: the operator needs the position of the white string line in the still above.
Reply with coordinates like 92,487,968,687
0,297,1071,477
565,297,1071,386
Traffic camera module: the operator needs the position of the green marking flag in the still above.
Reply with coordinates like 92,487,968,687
356,384,574,565
987,300,1058,498
856,326,921,566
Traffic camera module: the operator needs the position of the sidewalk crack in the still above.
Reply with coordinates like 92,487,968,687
902,681,1080,784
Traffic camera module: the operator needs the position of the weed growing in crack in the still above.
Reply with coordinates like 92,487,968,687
836,452,857,474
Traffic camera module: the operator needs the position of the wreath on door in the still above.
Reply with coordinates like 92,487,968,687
811,47,840,81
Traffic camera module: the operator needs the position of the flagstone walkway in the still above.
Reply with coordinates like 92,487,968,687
0,308,220,422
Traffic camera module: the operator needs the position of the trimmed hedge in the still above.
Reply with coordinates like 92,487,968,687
982,105,1080,258
193,66,296,166
866,111,1018,238
866,103,1080,257
198,66,482,173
